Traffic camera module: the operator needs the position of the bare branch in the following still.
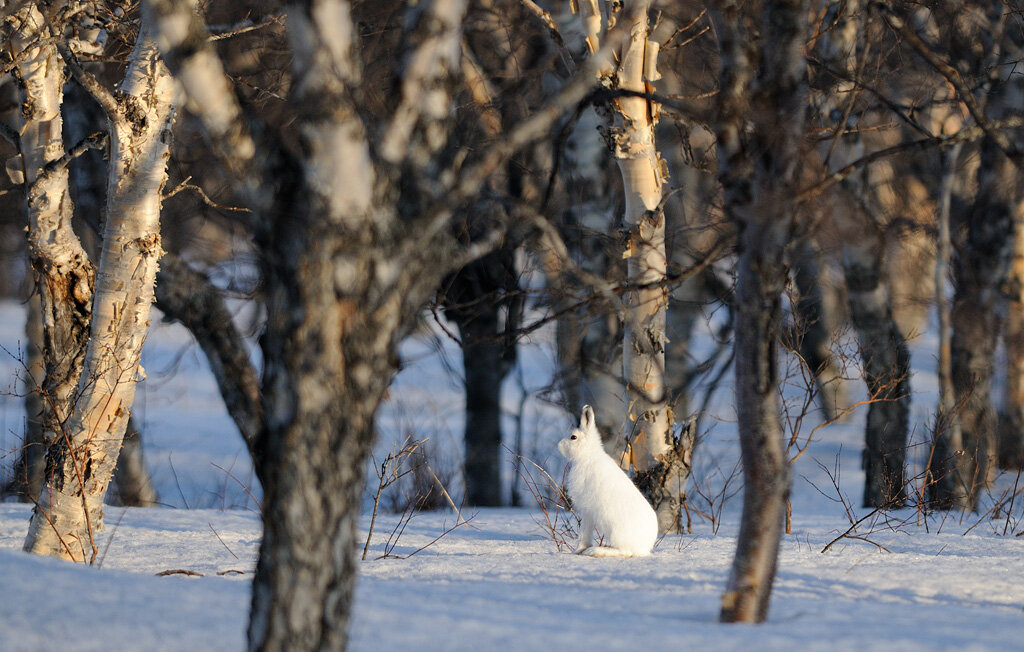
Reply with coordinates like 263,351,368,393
55,40,120,117
796,117,1024,202
877,3,1024,164
32,131,107,189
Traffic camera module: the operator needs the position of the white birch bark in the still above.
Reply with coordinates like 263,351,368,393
572,0,690,533
24,12,175,561
9,5,96,465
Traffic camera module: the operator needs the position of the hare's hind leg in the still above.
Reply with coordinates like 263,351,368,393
581,546,631,558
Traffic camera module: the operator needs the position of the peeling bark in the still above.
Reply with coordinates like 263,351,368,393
24,13,175,560
9,5,96,494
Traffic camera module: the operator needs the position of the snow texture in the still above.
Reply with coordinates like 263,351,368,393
1,298,1023,651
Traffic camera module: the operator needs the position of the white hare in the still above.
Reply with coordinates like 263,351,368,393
557,405,658,557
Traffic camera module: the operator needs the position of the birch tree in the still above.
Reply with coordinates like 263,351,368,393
712,0,809,623
23,8,175,560
883,2,1024,508
147,0,609,646
813,0,911,507
998,215,1024,469
6,4,96,508
572,0,692,534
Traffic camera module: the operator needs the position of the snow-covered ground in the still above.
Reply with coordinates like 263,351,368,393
1,298,1023,651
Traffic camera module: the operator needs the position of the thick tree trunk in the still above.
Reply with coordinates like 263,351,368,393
713,0,809,624
24,18,175,560
248,0,467,647
251,218,392,651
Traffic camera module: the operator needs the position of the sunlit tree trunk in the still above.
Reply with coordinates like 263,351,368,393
9,6,95,498
24,14,175,560
570,0,691,534
713,0,809,624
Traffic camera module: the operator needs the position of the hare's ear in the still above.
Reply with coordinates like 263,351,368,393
580,405,596,432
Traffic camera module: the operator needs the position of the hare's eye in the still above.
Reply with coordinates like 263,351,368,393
570,435,578,440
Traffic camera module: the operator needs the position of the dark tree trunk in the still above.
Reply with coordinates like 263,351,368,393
946,141,1018,508
154,252,264,459
843,254,911,508
998,209,1024,469
3,291,47,500
250,203,395,651
443,250,520,506
111,417,158,506
713,0,809,624
791,242,846,421
721,234,790,623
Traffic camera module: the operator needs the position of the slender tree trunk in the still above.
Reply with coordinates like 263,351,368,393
948,140,1017,506
722,233,791,623
572,0,691,534
930,145,970,507
154,252,263,457
791,241,846,420
3,290,47,500
998,207,1024,469
713,0,809,623
611,4,682,535
24,17,175,560
444,250,519,506
842,236,911,507
812,0,910,507
111,417,158,506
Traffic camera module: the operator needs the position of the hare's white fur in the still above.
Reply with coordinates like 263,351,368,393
558,406,658,558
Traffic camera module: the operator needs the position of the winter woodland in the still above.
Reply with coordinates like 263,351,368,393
1,0,1023,650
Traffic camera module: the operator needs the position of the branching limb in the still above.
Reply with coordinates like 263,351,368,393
54,40,120,117
876,3,1023,164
